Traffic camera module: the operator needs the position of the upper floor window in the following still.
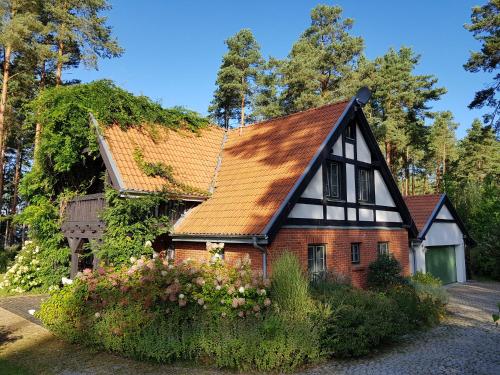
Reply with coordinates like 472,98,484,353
344,122,355,140
308,244,326,277
326,161,341,199
351,243,361,264
377,242,389,256
358,167,374,203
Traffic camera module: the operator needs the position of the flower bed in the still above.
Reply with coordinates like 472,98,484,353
37,253,321,371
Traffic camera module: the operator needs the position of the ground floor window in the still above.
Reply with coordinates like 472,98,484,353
351,243,361,264
308,244,326,277
377,242,389,255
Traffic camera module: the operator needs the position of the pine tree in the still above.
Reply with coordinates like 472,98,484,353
428,111,458,192
209,29,262,128
0,0,41,211
43,0,123,86
351,47,446,178
464,0,500,133
280,4,363,113
252,58,283,121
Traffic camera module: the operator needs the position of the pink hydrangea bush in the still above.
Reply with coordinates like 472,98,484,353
74,253,271,319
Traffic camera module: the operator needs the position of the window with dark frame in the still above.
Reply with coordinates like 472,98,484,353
358,167,374,203
351,243,360,264
308,244,326,276
377,242,389,256
326,161,341,199
344,122,355,140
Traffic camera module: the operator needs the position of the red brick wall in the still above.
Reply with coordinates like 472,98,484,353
172,227,409,288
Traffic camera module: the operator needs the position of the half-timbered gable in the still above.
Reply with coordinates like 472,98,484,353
284,106,412,231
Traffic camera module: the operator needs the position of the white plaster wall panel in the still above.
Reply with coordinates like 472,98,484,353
356,125,371,163
346,163,356,202
436,204,454,220
376,210,402,223
455,244,466,282
415,243,426,273
347,207,356,221
345,143,355,159
332,138,343,156
301,166,323,199
359,208,374,221
326,206,345,220
423,222,463,246
374,170,395,207
409,250,415,274
288,204,324,219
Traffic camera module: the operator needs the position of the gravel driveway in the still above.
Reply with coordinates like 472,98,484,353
1,281,499,375
303,281,500,375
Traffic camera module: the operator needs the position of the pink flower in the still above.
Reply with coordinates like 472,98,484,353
252,304,260,312
83,268,92,275
179,299,187,307
264,298,271,307
238,311,245,318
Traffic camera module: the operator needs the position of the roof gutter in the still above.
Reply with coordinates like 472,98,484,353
172,233,268,245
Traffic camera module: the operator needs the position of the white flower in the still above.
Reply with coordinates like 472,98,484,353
144,240,153,248
238,286,245,294
161,270,168,276
28,309,36,316
215,285,222,291
61,277,73,285
130,256,137,264
259,289,266,296
95,312,101,318
178,293,185,299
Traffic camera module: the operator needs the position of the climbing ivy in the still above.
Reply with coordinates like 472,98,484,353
16,80,209,290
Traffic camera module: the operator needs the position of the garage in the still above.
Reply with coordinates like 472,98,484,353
404,194,474,284
425,246,457,284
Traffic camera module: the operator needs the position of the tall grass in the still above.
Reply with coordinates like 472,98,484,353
270,252,313,318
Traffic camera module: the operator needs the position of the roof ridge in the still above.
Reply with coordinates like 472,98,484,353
231,99,351,131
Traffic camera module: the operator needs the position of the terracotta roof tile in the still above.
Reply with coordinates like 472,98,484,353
176,101,350,235
403,194,443,233
104,125,225,197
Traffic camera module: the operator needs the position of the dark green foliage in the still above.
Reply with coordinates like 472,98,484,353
366,254,406,289
209,29,263,128
464,0,500,132
16,81,208,290
318,287,403,357
97,189,170,265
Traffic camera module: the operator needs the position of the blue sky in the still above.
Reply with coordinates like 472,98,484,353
72,1,490,138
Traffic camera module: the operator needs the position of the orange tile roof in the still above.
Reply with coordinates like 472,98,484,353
103,125,225,197
175,101,350,236
403,194,443,233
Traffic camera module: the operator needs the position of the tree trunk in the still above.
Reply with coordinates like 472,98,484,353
385,141,392,170
442,144,447,192
6,143,22,245
34,61,46,159
239,77,245,135
403,147,410,196
0,44,13,211
56,40,64,86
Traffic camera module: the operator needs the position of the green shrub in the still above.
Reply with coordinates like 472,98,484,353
411,271,442,287
318,287,404,357
367,254,406,289
37,255,321,372
270,252,313,318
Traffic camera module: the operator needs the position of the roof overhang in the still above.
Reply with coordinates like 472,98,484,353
171,233,269,245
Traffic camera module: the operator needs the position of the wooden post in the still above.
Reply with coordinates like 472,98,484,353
67,237,83,278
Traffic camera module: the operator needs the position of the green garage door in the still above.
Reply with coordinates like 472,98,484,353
425,246,457,284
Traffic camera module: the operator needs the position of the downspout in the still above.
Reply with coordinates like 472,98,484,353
252,236,267,279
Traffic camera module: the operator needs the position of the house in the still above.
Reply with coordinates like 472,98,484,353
404,194,474,284
62,90,419,288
